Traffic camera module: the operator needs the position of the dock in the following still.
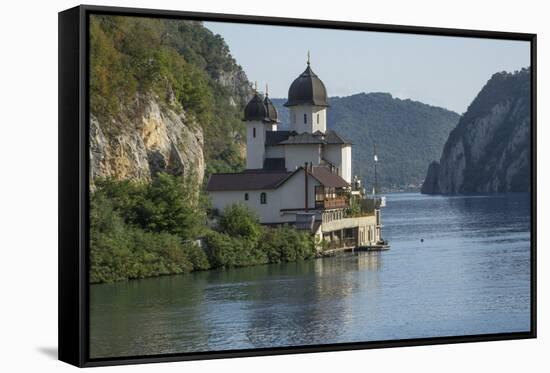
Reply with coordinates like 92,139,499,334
322,241,390,256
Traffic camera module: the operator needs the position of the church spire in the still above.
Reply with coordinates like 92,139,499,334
307,50,310,65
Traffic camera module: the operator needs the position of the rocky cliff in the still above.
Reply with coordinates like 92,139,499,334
90,94,205,186
89,16,252,187
421,68,531,194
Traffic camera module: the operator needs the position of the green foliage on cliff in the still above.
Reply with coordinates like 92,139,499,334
90,177,315,283
90,15,249,177
272,94,459,190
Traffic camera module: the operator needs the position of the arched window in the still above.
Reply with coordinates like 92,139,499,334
253,127,256,138
260,192,267,204
303,113,307,124
317,113,320,124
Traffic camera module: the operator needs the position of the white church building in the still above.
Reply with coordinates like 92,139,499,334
206,59,386,250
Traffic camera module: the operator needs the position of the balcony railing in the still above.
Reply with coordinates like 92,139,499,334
320,196,385,224
316,197,348,210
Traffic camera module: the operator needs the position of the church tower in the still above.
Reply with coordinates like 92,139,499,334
243,84,278,169
284,53,329,134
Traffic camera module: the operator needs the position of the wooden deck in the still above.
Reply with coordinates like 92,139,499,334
322,243,390,256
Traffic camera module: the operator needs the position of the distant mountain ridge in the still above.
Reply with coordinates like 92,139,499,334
272,93,459,190
422,68,531,194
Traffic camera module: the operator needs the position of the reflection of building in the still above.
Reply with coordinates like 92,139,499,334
206,57,386,249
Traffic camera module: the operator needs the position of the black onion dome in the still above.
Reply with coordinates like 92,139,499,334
243,93,269,121
284,63,329,107
263,94,279,123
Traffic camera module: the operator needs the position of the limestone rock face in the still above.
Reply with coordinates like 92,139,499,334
420,161,440,194
90,95,205,187
422,68,531,194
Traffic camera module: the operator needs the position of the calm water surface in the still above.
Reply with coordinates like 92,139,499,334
90,193,531,358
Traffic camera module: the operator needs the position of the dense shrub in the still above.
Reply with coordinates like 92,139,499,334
258,225,316,263
94,173,204,240
185,242,210,271
218,203,262,242
203,231,267,268
89,193,199,283
90,179,318,283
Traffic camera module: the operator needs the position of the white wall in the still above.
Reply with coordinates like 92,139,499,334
289,105,327,133
323,144,352,183
285,144,321,170
210,189,285,223
246,120,265,169
279,170,319,211
342,145,352,183
209,169,320,224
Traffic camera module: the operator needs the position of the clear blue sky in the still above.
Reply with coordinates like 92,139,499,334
204,22,530,114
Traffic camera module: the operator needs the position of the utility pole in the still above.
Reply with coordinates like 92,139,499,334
373,141,378,197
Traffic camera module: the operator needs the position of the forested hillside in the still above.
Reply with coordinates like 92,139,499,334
272,93,459,190
90,15,251,184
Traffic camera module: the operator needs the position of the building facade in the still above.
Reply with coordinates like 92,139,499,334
206,59,386,250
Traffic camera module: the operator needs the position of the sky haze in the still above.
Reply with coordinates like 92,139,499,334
205,22,530,114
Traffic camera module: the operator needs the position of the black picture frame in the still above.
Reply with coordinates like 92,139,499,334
59,4,537,367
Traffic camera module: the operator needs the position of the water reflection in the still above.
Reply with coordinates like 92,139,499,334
242,253,384,348
90,193,531,358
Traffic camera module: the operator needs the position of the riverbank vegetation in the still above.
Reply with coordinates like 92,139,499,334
90,174,316,284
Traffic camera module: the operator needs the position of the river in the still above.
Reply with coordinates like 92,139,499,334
90,193,531,358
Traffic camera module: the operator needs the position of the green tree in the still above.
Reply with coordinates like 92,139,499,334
218,203,262,242
258,225,316,263
138,172,203,239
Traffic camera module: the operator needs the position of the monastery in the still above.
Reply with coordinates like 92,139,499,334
206,57,387,250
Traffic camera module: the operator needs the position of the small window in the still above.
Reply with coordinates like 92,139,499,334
260,192,267,204
253,127,256,138
317,113,320,124
244,193,249,201
303,113,307,124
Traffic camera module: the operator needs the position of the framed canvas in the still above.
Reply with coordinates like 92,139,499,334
58,4,537,367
